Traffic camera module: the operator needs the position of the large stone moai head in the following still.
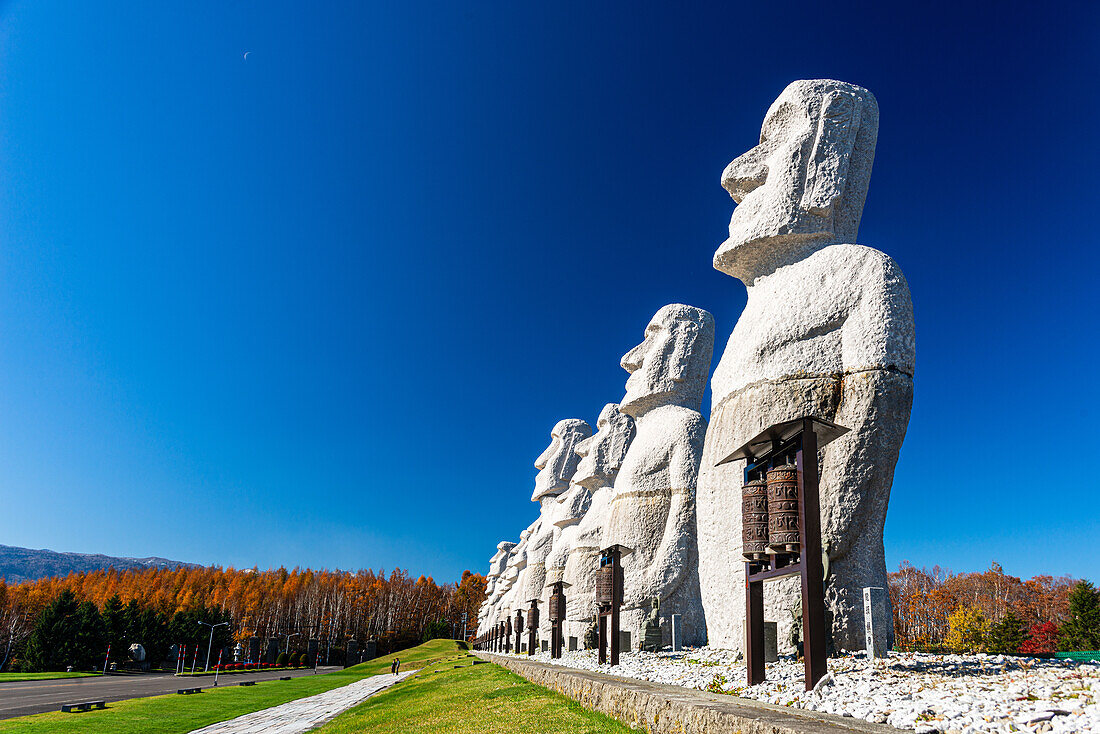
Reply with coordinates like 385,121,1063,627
602,304,714,646
486,541,516,607
480,541,516,632
696,79,913,653
715,79,879,286
620,304,714,417
532,419,593,502
546,405,631,590
573,403,636,491
525,419,592,603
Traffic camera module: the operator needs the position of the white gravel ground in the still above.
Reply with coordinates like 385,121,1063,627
508,647,1100,733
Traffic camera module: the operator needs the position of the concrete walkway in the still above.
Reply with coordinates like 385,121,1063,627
187,670,414,734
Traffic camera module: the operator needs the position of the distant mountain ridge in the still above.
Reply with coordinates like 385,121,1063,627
0,544,199,583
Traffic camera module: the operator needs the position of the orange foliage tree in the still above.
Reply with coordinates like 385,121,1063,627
0,564,486,665
889,561,1075,651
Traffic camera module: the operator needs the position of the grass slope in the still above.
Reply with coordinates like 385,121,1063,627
0,672,100,682
0,639,466,734
317,657,632,734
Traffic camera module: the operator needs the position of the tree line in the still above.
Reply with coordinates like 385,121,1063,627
0,565,486,672
888,561,1100,654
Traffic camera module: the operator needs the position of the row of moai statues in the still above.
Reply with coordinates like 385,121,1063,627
476,79,914,655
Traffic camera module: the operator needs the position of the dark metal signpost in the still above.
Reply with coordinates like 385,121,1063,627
596,544,631,666
526,599,539,657
717,415,849,692
548,581,568,659
514,608,524,654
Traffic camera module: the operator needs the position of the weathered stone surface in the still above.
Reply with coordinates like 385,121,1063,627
602,304,714,648
524,419,592,642
477,652,902,734
479,541,517,634
696,80,915,652
560,403,636,641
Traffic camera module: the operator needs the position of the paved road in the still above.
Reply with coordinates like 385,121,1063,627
188,671,413,733
0,667,344,719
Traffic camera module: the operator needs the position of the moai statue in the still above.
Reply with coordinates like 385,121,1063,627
561,403,636,642
480,541,516,635
542,480,593,643
696,80,915,652
522,421,592,608
601,304,715,647
498,523,536,628
522,419,592,642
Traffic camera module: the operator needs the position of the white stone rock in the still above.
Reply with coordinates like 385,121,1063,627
601,304,714,647
696,79,915,652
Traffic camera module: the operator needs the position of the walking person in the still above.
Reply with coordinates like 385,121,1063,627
392,657,400,676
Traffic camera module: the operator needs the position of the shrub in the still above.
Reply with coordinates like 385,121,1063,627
1019,622,1059,656
276,652,288,667
300,652,311,667
945,605,989,653
986,611,1027,654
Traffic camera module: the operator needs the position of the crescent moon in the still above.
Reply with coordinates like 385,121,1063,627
243,51,250,60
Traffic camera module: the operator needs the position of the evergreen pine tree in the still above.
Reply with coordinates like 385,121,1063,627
1060,581,1100,651
986,611,1027,654
74,601,106,671
102,595,128,667
136,608,170,668
22,590,81,672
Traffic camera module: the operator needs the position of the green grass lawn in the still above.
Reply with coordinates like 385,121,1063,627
0,639,468,734
0,671,100,682
179,665,309,677
316,657,632,734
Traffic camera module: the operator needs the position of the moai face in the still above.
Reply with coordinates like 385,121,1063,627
531,419,593,502
715,79,879,285
573,403,636,490
620,304,715,417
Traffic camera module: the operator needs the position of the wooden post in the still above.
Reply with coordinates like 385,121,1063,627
597,613,607,664
745,560,765,685
798,417,827,690
550,582,565,659
527,600,538,657
610,548,622,665
515,610,523,654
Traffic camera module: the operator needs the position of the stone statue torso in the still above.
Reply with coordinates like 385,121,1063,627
711,244,914,405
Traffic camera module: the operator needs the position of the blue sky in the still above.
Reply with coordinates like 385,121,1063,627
0,1,1097,585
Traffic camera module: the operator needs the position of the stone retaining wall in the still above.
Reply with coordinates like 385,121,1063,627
477,653,901,734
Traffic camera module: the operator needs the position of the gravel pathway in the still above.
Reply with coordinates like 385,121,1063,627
508,648,1100,733
187,670,414,734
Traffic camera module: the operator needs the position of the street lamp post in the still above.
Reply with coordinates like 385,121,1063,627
197,621,229,673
